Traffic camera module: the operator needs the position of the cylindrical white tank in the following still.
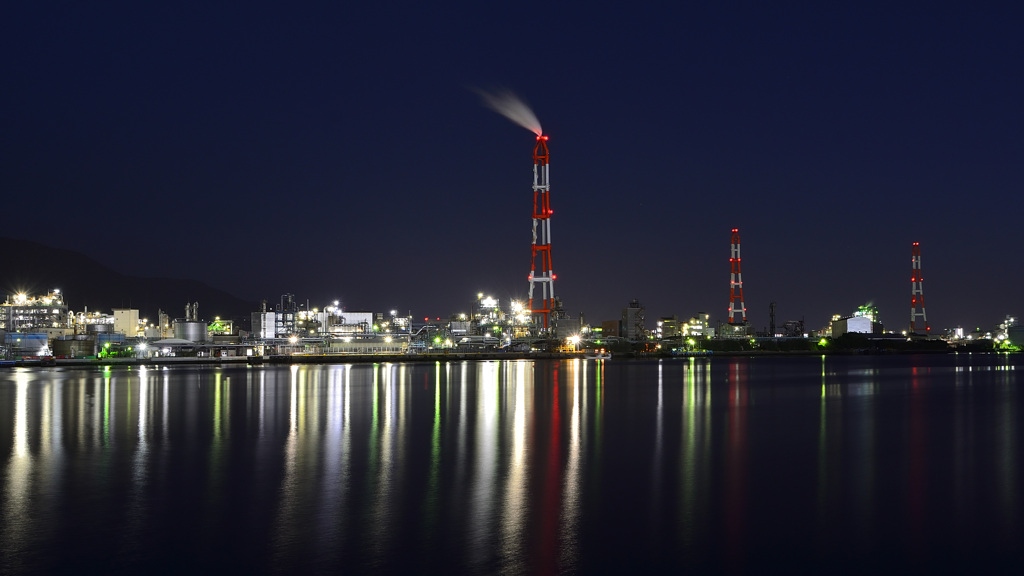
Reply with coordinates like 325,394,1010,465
174,321,207,343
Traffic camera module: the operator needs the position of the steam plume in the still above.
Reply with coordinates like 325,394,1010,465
475,88,543,136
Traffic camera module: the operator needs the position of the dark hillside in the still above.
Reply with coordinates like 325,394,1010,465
0,237,256,329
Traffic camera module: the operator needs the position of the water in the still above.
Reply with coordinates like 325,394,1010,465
1,354,1022,574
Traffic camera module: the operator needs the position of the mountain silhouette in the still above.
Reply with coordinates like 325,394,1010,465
1,237,256,329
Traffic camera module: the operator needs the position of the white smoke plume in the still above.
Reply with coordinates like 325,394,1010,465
475,88,543,136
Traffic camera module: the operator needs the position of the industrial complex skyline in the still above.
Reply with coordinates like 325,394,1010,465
3,2,1022,330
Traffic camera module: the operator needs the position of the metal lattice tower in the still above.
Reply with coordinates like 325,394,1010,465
910,242,929,334
728,228,747,324
528,135,555,331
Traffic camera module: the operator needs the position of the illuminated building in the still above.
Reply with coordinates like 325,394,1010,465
112,308,140,337
656,316,683,339
682,313,713,338
75,311,115,334
831,304,883,337
458,294,536,344
1,290,70,333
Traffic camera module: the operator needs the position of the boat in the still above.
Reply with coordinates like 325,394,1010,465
584,350,612,360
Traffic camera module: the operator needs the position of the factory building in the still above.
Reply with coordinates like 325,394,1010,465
685,313,714,338
831,304,884,337
112,309,141,337
0,290,70,333
656,316,683,339
1,290,71,358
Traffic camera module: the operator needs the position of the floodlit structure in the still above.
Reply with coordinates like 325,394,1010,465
527,135,555,331
831,304,883,337
910,242,929,334
1,290,70,333
728,228,747,324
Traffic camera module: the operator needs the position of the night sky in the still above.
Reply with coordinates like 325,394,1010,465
3,2,1022,332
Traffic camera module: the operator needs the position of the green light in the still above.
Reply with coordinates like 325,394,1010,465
818,338,828,346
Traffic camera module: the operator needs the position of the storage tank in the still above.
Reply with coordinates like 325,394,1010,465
86,323,113,334
174,320,207,343
53,336,96,358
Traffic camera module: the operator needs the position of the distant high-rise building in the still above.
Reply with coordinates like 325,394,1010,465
621,299,646,341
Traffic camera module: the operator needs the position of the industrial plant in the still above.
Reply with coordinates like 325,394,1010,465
1,129,1018,362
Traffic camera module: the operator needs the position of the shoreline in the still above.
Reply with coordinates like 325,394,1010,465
2,348,1016,369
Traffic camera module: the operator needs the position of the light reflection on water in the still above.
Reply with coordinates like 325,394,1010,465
1,355,1022,573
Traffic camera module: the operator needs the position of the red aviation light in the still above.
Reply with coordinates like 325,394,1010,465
732,228,738,233
537,135,549,140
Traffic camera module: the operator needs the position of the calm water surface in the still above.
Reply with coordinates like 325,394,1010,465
1,354,1022,574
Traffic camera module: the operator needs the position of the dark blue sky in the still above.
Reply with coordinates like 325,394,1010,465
3,2,1022,331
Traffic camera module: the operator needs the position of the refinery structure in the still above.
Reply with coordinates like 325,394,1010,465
3,221,1018,362
1,98,1019,360
1,235,1019,361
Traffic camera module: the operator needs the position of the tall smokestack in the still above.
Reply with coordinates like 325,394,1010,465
528,135,555,332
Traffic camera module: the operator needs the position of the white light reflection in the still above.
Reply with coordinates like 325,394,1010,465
500,360,530,568
422,361,443,539
271,365,305,566
162,371,170,441
126,367,152,541
468,361,500,569
995,361,1017,530
38,372,63,509
455,362,469,499
1,371,33,565
316,364,350,557
258,369,266,438
652,361,664,510
559,359,582,569
367,363,397,563
679,357,710,545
